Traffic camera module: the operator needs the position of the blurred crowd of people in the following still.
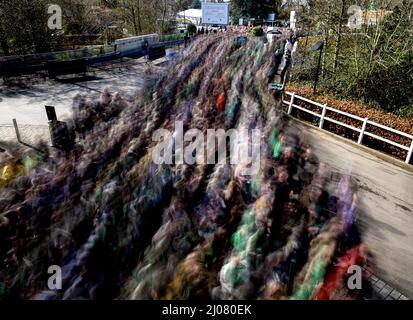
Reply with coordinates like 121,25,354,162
0,34,372,300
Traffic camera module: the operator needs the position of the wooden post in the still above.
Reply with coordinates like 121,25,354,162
319,104,327,129
406,139,413,165
288,92,295,115
358,117,368,145
12,119,22,143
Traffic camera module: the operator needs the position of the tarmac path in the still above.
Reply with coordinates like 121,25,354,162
292,120,413,298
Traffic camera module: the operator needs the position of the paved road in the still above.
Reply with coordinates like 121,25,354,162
0,58,166,127
292,120,413,298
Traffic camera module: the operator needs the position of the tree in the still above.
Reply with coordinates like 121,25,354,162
231,0,281,20
56,0,101,35
187,23,197,35
291,0,413,117
0,3,10,55
0,0,52,55
123,0,144,35
190,0,201,9
332,0,346,77
100,0,119,8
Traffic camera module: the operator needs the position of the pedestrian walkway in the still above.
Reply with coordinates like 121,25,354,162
364,267,409,300
0,124,50,145
292,121,413,299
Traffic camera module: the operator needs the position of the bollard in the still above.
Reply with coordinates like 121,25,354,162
12,119,22,143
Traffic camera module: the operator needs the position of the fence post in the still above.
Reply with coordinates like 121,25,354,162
287,92,295,115
406,139,413,164
319,104,327,129
358,117,368,145
12,119,22,143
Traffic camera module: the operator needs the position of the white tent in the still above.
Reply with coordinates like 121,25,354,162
176,9,202,25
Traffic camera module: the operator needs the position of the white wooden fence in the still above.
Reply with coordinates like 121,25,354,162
283,92,413,165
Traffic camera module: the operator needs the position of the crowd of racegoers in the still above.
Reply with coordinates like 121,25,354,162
0,34,373,300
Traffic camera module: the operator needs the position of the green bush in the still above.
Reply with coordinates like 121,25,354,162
187,24,197,35
251,27,264,37
159,33,186,42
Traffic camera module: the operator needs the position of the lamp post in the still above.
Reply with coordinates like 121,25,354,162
312,41,324,94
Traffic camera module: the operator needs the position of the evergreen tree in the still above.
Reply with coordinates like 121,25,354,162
190,0,201,9
231,0,281,19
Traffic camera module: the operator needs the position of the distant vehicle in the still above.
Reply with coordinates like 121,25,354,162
208,25,220,33
267,27,282,34
266,28,282,43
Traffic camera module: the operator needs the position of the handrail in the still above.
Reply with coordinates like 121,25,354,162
283,91,413,165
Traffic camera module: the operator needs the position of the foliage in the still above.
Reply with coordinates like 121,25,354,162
190,0,201,9
286,82,413,160
159,33,186,42
291,0,413,117
0,0,52,55
187,23,197,35
0,0,195,55
230,0,281,20
252,26,264,37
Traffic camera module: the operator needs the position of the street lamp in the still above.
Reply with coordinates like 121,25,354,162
312,41,324,94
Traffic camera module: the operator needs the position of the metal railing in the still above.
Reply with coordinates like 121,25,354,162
283,91,413,165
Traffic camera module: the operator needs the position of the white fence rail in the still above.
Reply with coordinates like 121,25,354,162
283,91,413,165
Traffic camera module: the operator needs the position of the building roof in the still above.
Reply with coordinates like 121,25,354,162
177,9,202,19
